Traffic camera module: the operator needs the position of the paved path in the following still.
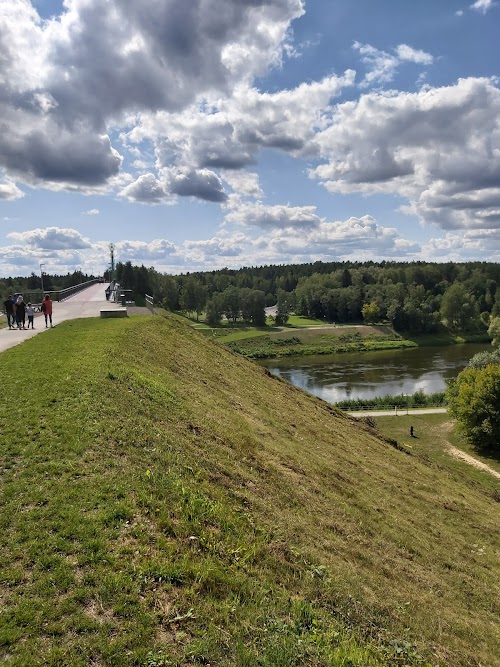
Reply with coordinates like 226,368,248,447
346,407,447,417
0,283,119,354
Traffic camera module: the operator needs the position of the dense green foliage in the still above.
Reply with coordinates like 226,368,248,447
447,362,500,452
335,390,446,410
5,261,498,336
109,260,500,335
487,316,500,348
466,347,500,369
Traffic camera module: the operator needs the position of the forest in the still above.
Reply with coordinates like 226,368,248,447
108,260,499,334
3,260,499,334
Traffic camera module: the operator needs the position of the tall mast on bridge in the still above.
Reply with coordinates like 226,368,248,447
109,243,115,282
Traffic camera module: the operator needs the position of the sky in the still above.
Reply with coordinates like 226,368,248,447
1,0,499,277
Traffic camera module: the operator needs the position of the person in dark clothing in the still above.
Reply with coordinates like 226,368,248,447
3,295,15,329
15,296,26,330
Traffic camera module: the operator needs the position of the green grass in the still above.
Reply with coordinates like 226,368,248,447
1,316,499,666
285,315,332,327
406,332,491,346
227,327,415,359
373,412,500,487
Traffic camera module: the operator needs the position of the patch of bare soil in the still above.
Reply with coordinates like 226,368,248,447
447,446,500,480
439,420,500,479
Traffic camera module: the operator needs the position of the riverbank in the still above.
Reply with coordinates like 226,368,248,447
222,324,490,360
336,389,446,411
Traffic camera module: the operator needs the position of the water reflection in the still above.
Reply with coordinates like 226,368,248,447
259,344,490,403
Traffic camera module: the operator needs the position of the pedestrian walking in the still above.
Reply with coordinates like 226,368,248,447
42,294,53,327
16,296,26,329
26,303,35,329
3,294,15,329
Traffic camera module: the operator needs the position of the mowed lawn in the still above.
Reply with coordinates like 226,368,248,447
0,316,499,666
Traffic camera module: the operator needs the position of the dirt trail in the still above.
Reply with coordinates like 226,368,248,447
447,446,500,480
438,420,500,480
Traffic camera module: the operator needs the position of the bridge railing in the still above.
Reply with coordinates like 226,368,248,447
18,279,103,307
145,294,155,313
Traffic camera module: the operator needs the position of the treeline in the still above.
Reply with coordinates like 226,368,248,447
335,390,446,410
110,260,500,333
0,270,96,298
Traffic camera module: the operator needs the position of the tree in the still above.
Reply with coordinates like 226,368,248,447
121,261,135,290
239,288,255,322
205,293,224,326
446,364,500,452
249,290,266,326
488,317,500,348
275,289,293,326
222,286,240,322
180,277,206,319
361,301,380,324
135,264,151,296
160,276,180,311
440,283,480,331
466,348,500,369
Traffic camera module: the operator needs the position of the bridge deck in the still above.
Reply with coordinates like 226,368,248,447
0,283,123,354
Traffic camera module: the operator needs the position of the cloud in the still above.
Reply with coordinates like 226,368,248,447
311,77,500,230
120,173,169,204
353,41,433,88
184,236,244,258
0,179,25,200
221,171,263,198
262,215,405,257
470,0,495,13
125,72,354,179
395,44,434,65
7,226,92,250
166,168,228,202
0,0,305,191
116,239,177,261
83,208,100,216
0,124,123,187
224,201,323,229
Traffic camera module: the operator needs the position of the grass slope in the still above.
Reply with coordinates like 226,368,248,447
0,316,499,666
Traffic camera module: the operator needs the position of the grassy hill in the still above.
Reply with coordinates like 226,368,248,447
0,315,499,666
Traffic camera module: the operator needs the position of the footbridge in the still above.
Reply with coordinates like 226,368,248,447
0,282,124,354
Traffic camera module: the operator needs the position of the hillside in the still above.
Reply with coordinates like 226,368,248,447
0,315,499,666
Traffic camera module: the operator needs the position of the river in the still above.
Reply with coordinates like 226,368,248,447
259,343,490,404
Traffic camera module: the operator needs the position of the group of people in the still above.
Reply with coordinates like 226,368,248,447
3,294,53,330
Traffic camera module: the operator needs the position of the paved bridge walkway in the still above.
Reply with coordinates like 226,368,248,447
0,283,116,354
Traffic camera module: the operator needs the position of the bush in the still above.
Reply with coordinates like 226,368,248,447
446,364,500,451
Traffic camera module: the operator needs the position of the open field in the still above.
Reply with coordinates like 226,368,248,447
374,412,500,477
1,316,499,666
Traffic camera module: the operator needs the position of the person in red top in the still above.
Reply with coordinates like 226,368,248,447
42,294,53,328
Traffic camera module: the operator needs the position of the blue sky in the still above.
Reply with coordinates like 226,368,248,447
1,0,499,276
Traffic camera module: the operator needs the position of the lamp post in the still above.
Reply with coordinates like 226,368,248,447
40,263,45,297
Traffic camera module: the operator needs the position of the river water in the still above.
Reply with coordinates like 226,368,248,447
259,343,490,404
